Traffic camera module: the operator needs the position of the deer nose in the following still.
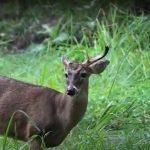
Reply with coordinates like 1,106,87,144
67,87,76,96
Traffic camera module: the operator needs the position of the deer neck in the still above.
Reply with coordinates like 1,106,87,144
58,80,89,130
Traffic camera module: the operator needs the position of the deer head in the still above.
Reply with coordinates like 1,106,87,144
62,46,110,96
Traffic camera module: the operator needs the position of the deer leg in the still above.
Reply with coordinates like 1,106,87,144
30,139,42,150
26,123,42,150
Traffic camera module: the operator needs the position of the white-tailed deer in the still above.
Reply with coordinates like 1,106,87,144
0,47,109,150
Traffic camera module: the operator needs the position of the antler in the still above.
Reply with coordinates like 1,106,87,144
82,46,109,66
62,56,70,66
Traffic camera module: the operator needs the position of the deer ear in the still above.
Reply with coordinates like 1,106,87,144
88,59,110,74
62,56,70,67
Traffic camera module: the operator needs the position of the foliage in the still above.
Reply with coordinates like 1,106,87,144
0,3,150,150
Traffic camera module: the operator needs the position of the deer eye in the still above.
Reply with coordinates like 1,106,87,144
65,73,68,78
80,73,87,78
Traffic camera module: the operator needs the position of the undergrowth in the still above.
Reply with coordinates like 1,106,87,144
0,2,150,150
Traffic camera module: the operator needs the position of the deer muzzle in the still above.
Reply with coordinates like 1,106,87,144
67,85,78,96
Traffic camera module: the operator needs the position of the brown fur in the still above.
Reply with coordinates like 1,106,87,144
0,76,88,149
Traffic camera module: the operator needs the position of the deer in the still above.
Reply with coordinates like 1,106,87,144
0,46,110,150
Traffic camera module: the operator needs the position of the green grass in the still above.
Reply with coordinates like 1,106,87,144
0,3,150,150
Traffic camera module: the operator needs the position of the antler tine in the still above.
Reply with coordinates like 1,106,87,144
86,50,90,63
82,46,109,66
62,56,70,66
82,50,90,65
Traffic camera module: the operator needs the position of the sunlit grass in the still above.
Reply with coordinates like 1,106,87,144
0,4,150,150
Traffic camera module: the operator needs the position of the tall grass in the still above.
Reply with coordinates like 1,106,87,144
0,4,150,150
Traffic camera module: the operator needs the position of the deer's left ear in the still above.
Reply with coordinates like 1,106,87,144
88,59,110,74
